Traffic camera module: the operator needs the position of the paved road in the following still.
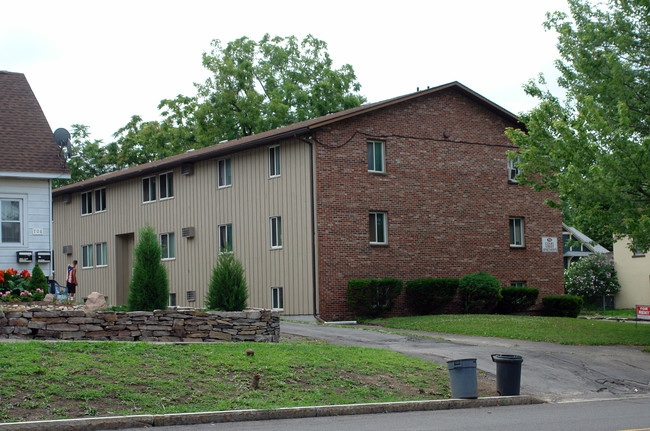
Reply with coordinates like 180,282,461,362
118,397,650,431
281,321,650,402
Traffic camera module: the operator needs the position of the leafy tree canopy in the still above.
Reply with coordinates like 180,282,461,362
60,34,365,184
506,0,650,252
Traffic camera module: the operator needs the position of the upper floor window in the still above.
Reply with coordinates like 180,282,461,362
269,145,281,178
81,191,93,215
142,176,157,203
509,217,525,248
95,242,108,267
0,199,21,244
369,211,387,245
159,172,174,200
507,157,519,183
367,140,385,173
160,232,176,260
94,188,106,213
270,216,282,249
218,158,232,188
219,224,233,253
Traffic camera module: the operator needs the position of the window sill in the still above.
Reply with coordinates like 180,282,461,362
510,245,525,249
368,171,387,176
160,197,175,201
370,242,389,247
162,258,176,262
218,184,232,189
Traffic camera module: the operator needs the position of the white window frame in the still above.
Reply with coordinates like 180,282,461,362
168,292,177,307
0,198,22,244
218,224,233,253
507,157,519,183
159,172,174,200
218,158,232,188
142,176,157,203
94,188,107,213
510,281,527,287
81,244,94,268
509,217,525,248
367,140,385,173
270,216,282,249
95,242,108,267
271,286,284,310
369,212,387,245
81,191,93,215
160,232,176,260
269,145,281,178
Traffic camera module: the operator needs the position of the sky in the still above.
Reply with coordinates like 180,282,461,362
2,0,569,145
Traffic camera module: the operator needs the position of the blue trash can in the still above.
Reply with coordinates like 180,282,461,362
447,358,478,399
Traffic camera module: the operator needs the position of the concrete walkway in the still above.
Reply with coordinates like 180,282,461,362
281,321,650,402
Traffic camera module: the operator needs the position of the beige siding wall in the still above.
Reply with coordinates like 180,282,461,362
53,139,314,315
614,238,650,309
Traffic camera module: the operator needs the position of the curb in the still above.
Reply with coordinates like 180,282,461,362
0,396,542,430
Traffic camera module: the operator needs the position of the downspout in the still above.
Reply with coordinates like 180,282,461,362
308,139,320,320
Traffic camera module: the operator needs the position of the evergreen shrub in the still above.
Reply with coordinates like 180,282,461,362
542,295,583,318
458,272,502,313
347,278,403,318
206,251,248,311
495,286,539,314
405,278,459,315
127,225,169,311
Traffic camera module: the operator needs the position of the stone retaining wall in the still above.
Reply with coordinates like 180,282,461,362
0,307,279,342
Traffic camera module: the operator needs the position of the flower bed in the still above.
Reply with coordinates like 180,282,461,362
0,268,46,302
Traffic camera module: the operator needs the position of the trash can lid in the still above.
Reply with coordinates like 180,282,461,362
491,354,523,363
447,358,477,369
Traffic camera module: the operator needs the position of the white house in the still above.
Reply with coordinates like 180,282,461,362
0,71,70,278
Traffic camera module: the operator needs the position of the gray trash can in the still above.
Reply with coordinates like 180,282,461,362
491,354,523,396
447,358,478,399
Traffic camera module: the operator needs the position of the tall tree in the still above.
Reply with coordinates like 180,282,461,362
506,0,650,252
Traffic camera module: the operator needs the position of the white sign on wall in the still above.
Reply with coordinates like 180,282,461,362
542,237,558,253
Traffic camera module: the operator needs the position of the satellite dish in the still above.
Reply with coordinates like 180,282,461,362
53,128,72,158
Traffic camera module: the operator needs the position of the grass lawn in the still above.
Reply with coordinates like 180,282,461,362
369,314,650,346
0,339,453,424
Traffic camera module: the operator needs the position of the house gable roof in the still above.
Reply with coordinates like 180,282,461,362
563,223,610,255
53,81,521,195
0,71,70,178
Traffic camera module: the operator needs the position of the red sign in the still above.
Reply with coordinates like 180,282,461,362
636,305,650,320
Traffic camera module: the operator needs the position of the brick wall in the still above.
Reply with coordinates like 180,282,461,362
313,87,564,321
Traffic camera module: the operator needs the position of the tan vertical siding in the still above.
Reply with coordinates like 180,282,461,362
53,138,314,315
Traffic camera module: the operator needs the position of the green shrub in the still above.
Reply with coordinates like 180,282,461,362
29,263,48,301
405,278,459,315
458,272,502,314
127,225,169,312
206,251,248,311
564,254,620,301
496,287,539,314
542,295,583,318
347,278,403,318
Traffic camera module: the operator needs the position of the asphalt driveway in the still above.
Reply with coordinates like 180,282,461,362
281,321,650,402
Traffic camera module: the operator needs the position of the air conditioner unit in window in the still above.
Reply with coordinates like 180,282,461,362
62,245,73,255
181,227,195,238
62,194,72,204
181,163,194,176
186,290,196,302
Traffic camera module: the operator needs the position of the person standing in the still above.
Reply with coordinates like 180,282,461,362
66,260,78,302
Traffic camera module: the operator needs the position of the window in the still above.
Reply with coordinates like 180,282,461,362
509,217,525,247
511,281,527,287
95,242,107,267
271,287,284,310
507,157,519,183
142,176,157,203
219,224,233,253
82,244,94,268
160,232,176,260
0,199,21,243
169,293,177,307
81,191,93,215
367,140,385,173
269,145,280,178
94,188,106,212
369,212,387,244
218,158,232,188
186,290,196,302
270,216,282,249
159,172,174,200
